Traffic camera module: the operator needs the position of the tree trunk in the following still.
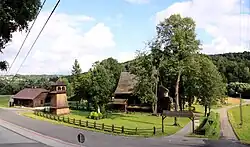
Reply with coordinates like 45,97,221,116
153,78,158,114
174,70,181,126
204,105,207,117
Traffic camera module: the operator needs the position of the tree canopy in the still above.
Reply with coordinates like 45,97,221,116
0,0,41,70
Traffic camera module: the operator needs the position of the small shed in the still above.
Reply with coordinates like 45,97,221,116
13,88,49,107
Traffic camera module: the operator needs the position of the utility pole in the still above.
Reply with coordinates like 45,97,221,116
236,92,243,125
239,93,243,125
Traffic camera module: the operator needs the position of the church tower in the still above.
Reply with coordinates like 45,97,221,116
49,80,70,115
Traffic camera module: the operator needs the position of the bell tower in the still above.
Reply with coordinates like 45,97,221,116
49,80,70,115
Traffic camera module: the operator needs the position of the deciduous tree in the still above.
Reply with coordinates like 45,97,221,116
0,0,41,70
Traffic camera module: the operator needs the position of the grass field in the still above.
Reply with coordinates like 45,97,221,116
23,110,190,137
228,104,250,142
0,95,10,107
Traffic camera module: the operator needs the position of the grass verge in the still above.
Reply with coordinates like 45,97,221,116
228,104,250,143
22,110,190,137
0,95,10,107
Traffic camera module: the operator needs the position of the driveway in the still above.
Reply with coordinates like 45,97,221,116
0,109,249,147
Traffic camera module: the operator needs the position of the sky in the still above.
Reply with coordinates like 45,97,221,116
1,0,250,75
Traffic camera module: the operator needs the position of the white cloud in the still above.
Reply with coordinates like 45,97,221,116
155,0,250,54
125,0,150,4
0,11,125,75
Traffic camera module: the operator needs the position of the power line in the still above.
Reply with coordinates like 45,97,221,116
14,0,61,75
0,0,61,92
6,0,47,75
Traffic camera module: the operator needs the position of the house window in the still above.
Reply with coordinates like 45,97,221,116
58,86,61,91
41,100,43,104
62,86,65,90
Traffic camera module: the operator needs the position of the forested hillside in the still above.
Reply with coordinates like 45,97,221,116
210,51,250,83
1,51,250,97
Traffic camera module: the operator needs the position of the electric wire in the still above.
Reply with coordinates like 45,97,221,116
5,0,47,75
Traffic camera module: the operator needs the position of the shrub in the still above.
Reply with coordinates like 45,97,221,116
194,111,220,139
88,111,103,120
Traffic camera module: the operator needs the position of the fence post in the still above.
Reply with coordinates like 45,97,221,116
94,122,96,129
57,116,59,121
80,120,82,126
68,117,70,123
86,121,88,127
121,126,124,133
102,123,104,130
135,127,137,134
63,116,65,122
112,125,114,132
153,126,156,135
73,118,75,124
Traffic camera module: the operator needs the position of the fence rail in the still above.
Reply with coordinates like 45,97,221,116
34,111,162,136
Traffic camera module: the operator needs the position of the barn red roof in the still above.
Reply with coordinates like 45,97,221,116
13,88,49,100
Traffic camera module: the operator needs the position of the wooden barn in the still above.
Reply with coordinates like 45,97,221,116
13,80,70,115
13,88,49,107
109,72,171,113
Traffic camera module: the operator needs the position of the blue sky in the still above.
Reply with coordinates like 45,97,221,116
2,0,248,75
42,0,213,55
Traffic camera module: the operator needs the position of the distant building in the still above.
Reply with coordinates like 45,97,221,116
109,72,171,112
13,79,70,115
13,88,49,107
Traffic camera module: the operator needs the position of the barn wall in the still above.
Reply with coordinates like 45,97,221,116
33,92,48,107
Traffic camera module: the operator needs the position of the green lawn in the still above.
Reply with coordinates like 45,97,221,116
0,95,10,107
23,110,190,137
228,104,250,142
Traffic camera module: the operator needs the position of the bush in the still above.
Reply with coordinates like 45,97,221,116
88,111,103,120
194,111,220,139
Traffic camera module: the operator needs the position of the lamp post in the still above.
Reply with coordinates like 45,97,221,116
236,92,243,125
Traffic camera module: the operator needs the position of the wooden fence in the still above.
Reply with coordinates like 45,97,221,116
34,111,162,136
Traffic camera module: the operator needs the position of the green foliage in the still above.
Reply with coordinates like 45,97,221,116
71,59,82,99
155,14,201,113
100,58,123,95
227,82,250,98
131,51,156,111
88,111,103,120
88,62,113,112
211,52,250,83
0,0,41,70
195,112,220,139
183,55,226,109
59,77,72,97
0,76,54,95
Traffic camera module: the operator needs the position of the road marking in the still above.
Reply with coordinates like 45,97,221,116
0,119,85,147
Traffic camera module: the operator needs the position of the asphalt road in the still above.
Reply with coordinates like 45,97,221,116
0,109,249,147
0,125,49,147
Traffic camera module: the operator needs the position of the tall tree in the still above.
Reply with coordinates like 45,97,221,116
71,59,82,94
0,0,41,70
132,50,158,113
88,62,113,112
154,14,200,125
183,54,226,115
100,57,123,94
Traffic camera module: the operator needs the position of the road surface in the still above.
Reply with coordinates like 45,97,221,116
0,108,249,147
0,125,49,147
